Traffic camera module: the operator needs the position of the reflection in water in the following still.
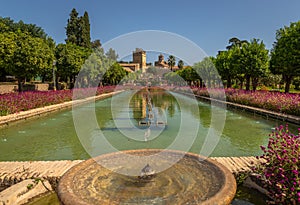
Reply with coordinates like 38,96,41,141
0,90,298,161
144,128,150,142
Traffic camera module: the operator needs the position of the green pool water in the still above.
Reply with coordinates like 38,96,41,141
0,90,297,161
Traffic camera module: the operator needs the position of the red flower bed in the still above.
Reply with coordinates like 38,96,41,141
0,86,116,116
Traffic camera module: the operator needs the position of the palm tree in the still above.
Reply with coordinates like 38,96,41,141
168,55,176,71
178,60,184,69
226,37,248,50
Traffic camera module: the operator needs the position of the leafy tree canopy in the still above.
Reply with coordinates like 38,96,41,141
270,21,300,92
79,47,115,87
0,31,54,91
103,62,128,85
215,50,236,88
0,17,49,39
239,39,269,90
105,48,119,61
193,57,219,87
55,42,91,82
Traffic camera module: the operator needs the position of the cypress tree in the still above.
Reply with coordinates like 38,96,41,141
66,8,79,45
65,9,91,49
80,11,91,48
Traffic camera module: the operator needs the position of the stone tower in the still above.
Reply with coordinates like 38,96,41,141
155,54,169,68
133,48,146,70
158,54,164,62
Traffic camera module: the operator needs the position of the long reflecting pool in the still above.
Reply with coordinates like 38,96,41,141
0,90,297,161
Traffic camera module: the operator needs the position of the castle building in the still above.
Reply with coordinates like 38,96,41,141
154,54,169,68
133,48,146,70
120,49,182,73
119,48,147,73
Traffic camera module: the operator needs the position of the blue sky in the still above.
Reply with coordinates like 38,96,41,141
1,0,300,58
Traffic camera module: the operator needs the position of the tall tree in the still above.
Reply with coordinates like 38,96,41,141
66,9,91,49
238,39,269,91
80,47,114,87
39,37,56,82
0,17,55,84
0,31,54,91
215,50,235,88
91,39,101,49
229,45,245,89
226,37,248,50
193,57,218,88
168,55,176,71
79,11,91,48
177,66,198,86
178,60,184,69
105,48,118,61
66,8,80,45
225,37,248,88
55,43,90,88
0,31,17,80
103,62,127,85
225,38,268,91
270,21,300,93
0,17,48,39
0,17,14,33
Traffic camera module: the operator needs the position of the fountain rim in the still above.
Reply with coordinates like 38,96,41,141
58,149,237,205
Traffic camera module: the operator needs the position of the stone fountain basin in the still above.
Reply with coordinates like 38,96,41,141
58,149,236,205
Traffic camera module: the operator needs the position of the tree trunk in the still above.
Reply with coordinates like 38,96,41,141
285,75,293,93
237,78,244,89
199,79,203,88
17,78,23,92
252,77,258,91
245,75,251,91
68,76,73,89
56,77,60,90
41,74,46,83
227,76,232,88
207,78,211,88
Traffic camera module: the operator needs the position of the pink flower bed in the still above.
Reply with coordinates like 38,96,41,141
190,88,300,116
254,125,300,204
0,86,116,116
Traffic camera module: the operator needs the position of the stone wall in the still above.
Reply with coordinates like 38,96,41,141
23,83,49,91
0,83,49,94
0,84,18,94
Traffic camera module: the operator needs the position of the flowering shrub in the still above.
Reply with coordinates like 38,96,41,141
190,88,300,116
0,86,116,116
255,125,300,204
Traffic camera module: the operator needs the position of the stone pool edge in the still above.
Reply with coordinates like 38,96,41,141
175,91,300,125
0,90,124,128
0,157,261,204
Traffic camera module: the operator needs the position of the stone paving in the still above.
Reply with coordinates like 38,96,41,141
0,160,83,192
0,179,53,205
0,156,261,192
